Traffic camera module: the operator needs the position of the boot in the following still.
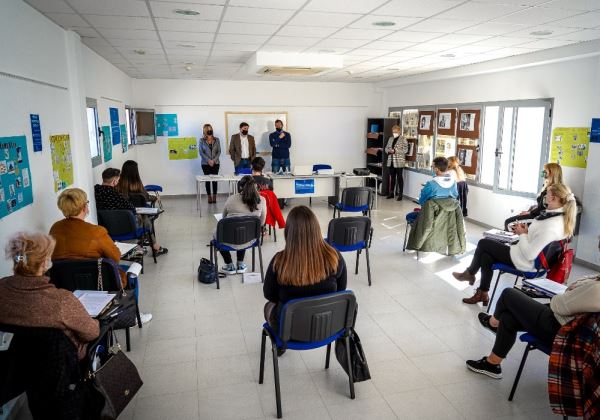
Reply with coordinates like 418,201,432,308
212,194,217,203
463,289,489,306
207,194,213,204
452,270,476,285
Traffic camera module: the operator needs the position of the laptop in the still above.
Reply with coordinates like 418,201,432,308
293,165,313,176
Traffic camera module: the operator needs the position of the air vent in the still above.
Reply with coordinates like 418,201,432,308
259,66,328,76
244,52,343,78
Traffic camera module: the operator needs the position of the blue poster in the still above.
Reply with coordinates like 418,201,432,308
591,118,600,143
109,107,120,145
101,126,112,162
155,114,179,137
295,179,315,195
30,114,42,152
0,136,34,219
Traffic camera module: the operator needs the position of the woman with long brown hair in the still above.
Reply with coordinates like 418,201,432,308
448,156,468,217
263,206,347,328
199,123,221,203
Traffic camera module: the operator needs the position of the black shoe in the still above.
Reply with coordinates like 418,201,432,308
466,357,502,379
396,196,403,201
478,312,498,334
386,195,394,199
154,247,168,256
277,347,286,357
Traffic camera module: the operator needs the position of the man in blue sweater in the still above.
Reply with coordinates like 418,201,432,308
269,119,291,173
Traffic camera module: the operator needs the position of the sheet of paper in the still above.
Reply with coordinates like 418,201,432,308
126,262,143,277
243,273,262,284
74,290,116,317
214,213,223,221
523,279,567,296
136,207,159,215
115,241,137,256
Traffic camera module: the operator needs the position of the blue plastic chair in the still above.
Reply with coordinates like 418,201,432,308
326,217,373,286
144,184,163,209
259,291,358,418
486,260,547,313
333,187,373,219
97,209,157,264
236,167,252,175
402,210,420,253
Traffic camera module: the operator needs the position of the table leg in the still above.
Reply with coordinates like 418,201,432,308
197,179,203,217
375,178,378,209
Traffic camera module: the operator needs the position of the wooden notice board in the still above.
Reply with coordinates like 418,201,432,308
417,110,435,135
437,108,457,136
456,144,478,175
457,109,480,139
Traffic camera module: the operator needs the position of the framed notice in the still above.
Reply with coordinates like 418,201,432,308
417,110,435,135
405,138,417,162
437,108,456,136
457,109,480,139
456,145,478,175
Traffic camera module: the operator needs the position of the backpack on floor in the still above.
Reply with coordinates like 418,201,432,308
197,258,225,284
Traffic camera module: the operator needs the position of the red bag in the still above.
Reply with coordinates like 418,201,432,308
539,240,573,284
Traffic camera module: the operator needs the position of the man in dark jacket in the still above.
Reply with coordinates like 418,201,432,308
269,119,291,173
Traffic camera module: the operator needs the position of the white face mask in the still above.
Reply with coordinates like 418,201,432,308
393,132,400,138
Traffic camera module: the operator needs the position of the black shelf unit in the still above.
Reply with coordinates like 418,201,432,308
366,117,399,195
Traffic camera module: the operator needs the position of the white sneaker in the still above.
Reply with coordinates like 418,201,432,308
221,263,237,275
140,313,153,324
236,262,248,274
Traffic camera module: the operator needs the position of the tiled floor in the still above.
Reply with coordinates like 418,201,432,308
18,195,598,420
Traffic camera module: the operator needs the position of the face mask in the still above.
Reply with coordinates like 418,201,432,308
393,132,399,138
207,130,213,136
45,259,52,271
241,130,248,135
541,170,547,178
276,127,282,132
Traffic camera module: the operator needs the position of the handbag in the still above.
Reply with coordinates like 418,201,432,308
96,259,137,329
335,328,371,383
197,258,225,284
538,240,573,284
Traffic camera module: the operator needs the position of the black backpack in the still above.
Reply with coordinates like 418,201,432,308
197,258,225,284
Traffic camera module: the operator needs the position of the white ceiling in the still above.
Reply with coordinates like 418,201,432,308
23,0,600,82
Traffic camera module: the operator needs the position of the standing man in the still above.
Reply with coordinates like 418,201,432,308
229,122,256,174
269,119,291,173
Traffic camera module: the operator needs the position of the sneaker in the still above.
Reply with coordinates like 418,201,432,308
154,247,168,256
236,262,248,274
140,313,153,324
478,312,498,334
466,357,502,379
221,263,237,275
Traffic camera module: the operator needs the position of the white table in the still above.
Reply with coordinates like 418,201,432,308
195,174,241,216
270,173,339,200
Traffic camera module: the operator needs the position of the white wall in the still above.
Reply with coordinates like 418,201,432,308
132,79,381,195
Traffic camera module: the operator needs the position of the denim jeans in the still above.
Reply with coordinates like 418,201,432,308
272,158,290,173
235,159,251,174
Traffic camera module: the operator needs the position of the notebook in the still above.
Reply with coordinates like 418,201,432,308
73,290,117,317
522,278,567,297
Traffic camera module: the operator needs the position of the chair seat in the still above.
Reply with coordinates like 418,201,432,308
211,239,259,252
491,263,546,279
263,323,345,351
406,211,419,224
144,184,163,192
111,228,149,242
335,203,369,212
519,333,551,355
326,240,366,252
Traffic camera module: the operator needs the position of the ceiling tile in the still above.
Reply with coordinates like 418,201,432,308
436,2,526,21
470,0,547,4
216,33,269,44
405,55,446,65
213,43,262,52
155,18,218,32
349,48,395,57
219,22,280,35
117,47,165,55
382,31,443,42
160,31,214,42
45,13,89,28
109,38,163,49
86,15,154,30
404,19,478,33
373,0,464,18
277,26,338,37
151,0,227,4
97,29,159,40
162,40,211,50
506,25,583,38
260,45,306,52
495,7,583,25
287,11,360,28
385,49,431,58
431,33,492,44
70,0,149,16
72,27,101,38
305,0,388,14
471,36,533,47
228,0,306,9
490,46,539,56
313,38,369,48
361,40,416,50
442,44,500,55
518,38,576,49
210,50,252,57
542,0,600,11
149,2,223,20
404,42,453,53
267,35,322,47
551,28,600,41
24,0,73,14
332,28,394,40
348,15,422,30
223,6,295,23
456,22,527,36
551,11,600,28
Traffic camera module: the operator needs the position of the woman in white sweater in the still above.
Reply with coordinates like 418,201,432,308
453,183,577,305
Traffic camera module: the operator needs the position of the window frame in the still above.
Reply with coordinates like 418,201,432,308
86,97,102,168
125,106,135,147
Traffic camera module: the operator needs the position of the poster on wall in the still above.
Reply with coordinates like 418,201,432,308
591,118,600,144
550,127,590,168
457,109,481,139
101,126,112,162
155,114,179,137
109,107,120,146
120,124,128,153
30,114,43,152
417,110,435,135
49,134,74,192
0,136,34,219
168,137,198,160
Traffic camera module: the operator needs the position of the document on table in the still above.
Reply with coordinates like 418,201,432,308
115,241,137,257
73,290,117,317
214,213,223,221
136,207,159,215
523,279,567,296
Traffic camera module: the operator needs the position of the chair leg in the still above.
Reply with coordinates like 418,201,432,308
125,327,131,352
365,247,372,287
147,232,157,264
508,344,532,401
345,335,355,399
325,343,331,369
271,344,283,418
486,271,503,314
214,247,220,290
259,330,267,384
258,244,265,283
274,227,277,242
309,197,312,206
135,303,142,328
403,223,410,252
252,246,256,272
355,250,360,275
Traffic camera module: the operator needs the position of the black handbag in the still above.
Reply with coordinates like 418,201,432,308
335,328,371,383
197,258,225,284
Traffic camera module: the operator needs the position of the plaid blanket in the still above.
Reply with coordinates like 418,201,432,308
548,313,600,418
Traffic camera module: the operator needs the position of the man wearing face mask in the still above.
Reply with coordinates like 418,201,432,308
229,122,256,174
384,125,409,200
269,119,292,173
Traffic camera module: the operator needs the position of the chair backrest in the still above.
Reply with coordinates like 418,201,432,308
535,240,563,271
0,324,80,411
312,164,332,172
128,192,148,208
215,215,261,246
340,187,372,209
97,209,137,237
237,168,252,175
327,216,371,249
279,291,357,343
48,258,122,292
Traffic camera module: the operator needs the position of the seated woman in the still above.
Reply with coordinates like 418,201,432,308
116,160,167,256
263,206,347,329
504,162,562,230
219,175,266,275
49,188,152,325
466,273,600,379
453,183,577,305
0,232,99,360
448,156,468,217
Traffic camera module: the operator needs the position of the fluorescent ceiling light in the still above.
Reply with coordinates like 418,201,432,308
174,9,200,16
530,30,553,36
373,21,396,27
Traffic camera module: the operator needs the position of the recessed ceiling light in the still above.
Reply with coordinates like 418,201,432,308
174,9,200,16
373,21,396,27
441,53,455,58
177,43,197,48
530,30,553,36
134,49,146,55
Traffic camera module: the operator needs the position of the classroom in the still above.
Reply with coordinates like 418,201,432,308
1,0,599,419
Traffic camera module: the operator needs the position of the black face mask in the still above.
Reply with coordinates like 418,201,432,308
276,127,282,132
206,130,213,136
241,130,248,135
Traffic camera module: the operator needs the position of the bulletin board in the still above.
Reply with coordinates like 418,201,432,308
437,108,456,136
457,109,480,139
417,110,435,136
0,135,33,219
550,127,590,168
50,134,74,192
406,138,417,162
155,113,179,137
225,112,288,155
101,126,112,162
456,145,478,175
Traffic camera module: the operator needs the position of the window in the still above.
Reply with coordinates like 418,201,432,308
86,98,101,167
125,106,134,146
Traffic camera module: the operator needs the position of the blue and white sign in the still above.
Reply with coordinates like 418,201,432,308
30,114,42,152
591,118,600,144
110,107,121,146
295,179,315,195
